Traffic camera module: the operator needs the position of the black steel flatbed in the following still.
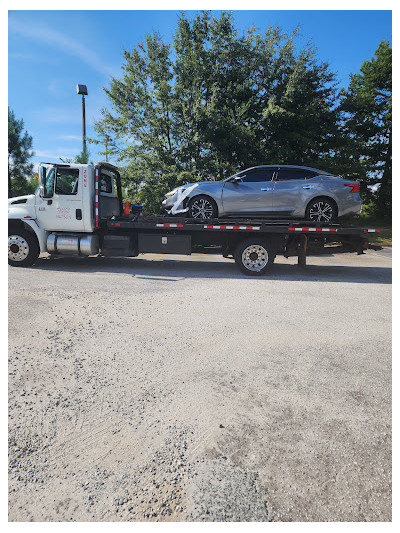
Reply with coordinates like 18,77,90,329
105,215,379,236
95,214,383,274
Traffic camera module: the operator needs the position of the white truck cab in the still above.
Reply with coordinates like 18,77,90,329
8,162,122,266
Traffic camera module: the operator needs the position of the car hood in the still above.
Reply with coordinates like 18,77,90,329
181,180,223,189
189,180,225,192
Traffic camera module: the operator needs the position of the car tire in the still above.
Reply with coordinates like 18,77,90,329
234,238,275,276
8,228,40,267
305,197,337,223
186,195,218,220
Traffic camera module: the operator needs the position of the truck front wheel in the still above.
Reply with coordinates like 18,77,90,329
8,229,40,267
234,238,275,275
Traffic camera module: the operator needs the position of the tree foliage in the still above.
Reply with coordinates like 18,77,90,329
95,11,340,213
8,107,34,198
339,40,392,219
94,12,391,217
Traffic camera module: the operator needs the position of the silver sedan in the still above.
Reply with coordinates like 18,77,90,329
162,165,362,222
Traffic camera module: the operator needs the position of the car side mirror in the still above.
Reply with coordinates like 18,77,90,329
38,166,47,198
233,176,242,184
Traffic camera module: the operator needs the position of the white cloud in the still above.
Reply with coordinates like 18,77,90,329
57,134,83,142
34,149,80,160
9,19,115,77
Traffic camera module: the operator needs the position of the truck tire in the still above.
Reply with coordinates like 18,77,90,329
234,238,275,276
8,228,40,267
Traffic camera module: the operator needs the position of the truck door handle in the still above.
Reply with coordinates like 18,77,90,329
76,209,82,220
261,188,272,191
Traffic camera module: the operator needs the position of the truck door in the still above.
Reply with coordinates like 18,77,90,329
36,166,86,232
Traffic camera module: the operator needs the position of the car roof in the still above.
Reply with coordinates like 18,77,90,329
245,165,334,175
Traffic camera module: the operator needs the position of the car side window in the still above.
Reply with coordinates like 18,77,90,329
55,168,79,195
276,169,317,181
240,169,275,183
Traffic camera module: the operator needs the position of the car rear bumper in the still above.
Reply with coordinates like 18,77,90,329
338,200,363,217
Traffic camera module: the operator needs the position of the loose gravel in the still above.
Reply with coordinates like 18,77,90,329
8,250,392,521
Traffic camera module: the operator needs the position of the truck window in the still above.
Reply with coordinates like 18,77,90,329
100,174,113,194
44,168,55,197
55,168,79,195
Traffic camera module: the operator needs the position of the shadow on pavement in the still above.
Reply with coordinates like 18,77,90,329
29,254,392,285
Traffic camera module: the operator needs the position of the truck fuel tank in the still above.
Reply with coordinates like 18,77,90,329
47,233,99,256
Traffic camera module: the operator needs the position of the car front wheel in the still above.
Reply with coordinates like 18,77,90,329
187,195,218,220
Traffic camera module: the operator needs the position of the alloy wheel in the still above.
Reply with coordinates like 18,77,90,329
190,198,215,219
308,201,334,222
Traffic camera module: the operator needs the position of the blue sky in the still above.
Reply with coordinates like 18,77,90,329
8,10,392,172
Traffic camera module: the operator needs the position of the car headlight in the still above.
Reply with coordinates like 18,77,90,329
165,186,189,198
164,188,179,198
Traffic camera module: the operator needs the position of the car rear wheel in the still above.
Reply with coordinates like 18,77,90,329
306,198,337,222
234,238,275,276
187,195,218,220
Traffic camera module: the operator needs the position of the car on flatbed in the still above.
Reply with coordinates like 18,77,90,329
162,165,362,222
8,161,379,276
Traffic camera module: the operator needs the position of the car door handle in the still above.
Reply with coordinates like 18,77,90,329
303,185,314,189
261,188,273,191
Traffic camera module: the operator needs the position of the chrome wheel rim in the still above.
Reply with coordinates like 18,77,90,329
242,245,268,272
190,198,214,219
309,201,334,222
8,235,30,262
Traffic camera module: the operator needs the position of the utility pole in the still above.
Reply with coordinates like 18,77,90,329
76,84,88,154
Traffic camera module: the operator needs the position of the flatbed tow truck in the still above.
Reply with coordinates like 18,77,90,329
8,162,382,275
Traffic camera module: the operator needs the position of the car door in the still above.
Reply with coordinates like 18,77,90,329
272,168,318,215
36,166,85,232
222,167,276,215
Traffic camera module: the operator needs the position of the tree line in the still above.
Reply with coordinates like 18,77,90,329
9,11,391,221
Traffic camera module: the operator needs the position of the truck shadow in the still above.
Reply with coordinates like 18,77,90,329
30,254,392,285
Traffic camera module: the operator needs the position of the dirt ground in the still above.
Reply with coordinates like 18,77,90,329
8,249,392,521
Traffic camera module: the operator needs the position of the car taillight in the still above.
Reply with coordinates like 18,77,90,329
344,183,360,193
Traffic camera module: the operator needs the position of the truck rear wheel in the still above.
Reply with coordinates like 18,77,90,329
234,238,275,275
8,229,40,267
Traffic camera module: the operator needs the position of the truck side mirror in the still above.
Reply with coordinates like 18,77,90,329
38,166,47,198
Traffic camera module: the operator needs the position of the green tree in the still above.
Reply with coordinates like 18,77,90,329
8,107,34,197
87,120,118,162
75,146,90,164
95,11,340,213
340,40,392,219
59,146,91,165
